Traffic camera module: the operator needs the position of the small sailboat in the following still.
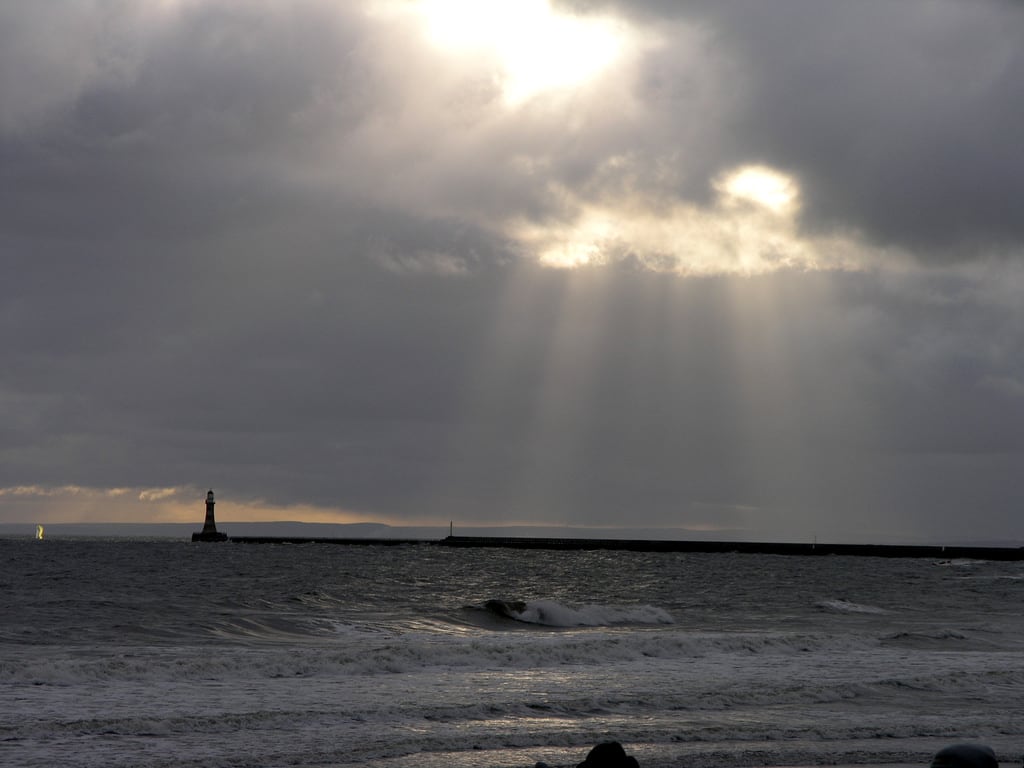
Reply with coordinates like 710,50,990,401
35,524,44,540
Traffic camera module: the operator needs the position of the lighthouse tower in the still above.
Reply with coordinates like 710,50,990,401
191,489,228,542
202,490,217,533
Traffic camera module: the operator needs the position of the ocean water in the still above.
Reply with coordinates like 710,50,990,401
3,539,1024,768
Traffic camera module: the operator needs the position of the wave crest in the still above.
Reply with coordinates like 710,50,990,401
816,598,887,615
480,598,673,627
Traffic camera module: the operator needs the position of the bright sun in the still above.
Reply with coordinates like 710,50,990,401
715,165,800,215
411,0,625,104
511,164,822,276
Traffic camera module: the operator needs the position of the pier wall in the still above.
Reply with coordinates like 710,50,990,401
215,534,1024,561
438,536,1024,560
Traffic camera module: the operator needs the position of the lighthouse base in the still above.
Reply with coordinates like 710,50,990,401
192,531,228,542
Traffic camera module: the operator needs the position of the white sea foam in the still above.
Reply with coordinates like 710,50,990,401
816,598,888,614
0,628,882,687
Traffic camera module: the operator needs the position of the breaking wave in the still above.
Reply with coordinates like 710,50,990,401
816,598,887,614
475,598,674,627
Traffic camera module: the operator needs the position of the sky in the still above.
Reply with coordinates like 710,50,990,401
2,0,1024,543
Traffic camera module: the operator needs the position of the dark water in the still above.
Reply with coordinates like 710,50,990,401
3,539,1024,767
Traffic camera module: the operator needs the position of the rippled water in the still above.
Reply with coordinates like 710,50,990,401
3,539,1024,767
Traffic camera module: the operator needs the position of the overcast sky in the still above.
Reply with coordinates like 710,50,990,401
3,0,1023,543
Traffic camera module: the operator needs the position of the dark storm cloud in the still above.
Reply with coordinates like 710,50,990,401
5,0,1023,259
2,0,1024,541
1,3,367,241
0,0,521,513
567,0,1024,257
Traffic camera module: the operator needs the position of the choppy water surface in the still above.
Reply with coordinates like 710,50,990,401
3,539,1024,767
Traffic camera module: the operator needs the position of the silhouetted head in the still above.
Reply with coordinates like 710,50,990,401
577,741,640,768
931,744,998,768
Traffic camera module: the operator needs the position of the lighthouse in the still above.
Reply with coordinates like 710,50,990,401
191,489,228,542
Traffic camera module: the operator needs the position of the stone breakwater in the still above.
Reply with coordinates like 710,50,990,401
219,534,1024,560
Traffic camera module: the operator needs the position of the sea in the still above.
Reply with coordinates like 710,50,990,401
3,538,1024,768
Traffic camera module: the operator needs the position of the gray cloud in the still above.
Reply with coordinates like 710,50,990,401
6,0,1023,257
2,0,1023,542
571,0,1024,256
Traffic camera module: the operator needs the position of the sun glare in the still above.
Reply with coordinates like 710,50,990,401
527,216,614,269
410,0,625,104
508,164,866,277
716,165,800,215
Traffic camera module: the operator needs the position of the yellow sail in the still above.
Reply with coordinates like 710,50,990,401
36,524,44,540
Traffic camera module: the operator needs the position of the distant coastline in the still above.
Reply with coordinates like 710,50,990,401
5,521,1024,560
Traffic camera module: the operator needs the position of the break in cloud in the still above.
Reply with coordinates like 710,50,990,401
1,0,1023,542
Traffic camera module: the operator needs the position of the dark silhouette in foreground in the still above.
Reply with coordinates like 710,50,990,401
576,741,640,768
537,740,1000,768
535,741,639,768
931,744,998,768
